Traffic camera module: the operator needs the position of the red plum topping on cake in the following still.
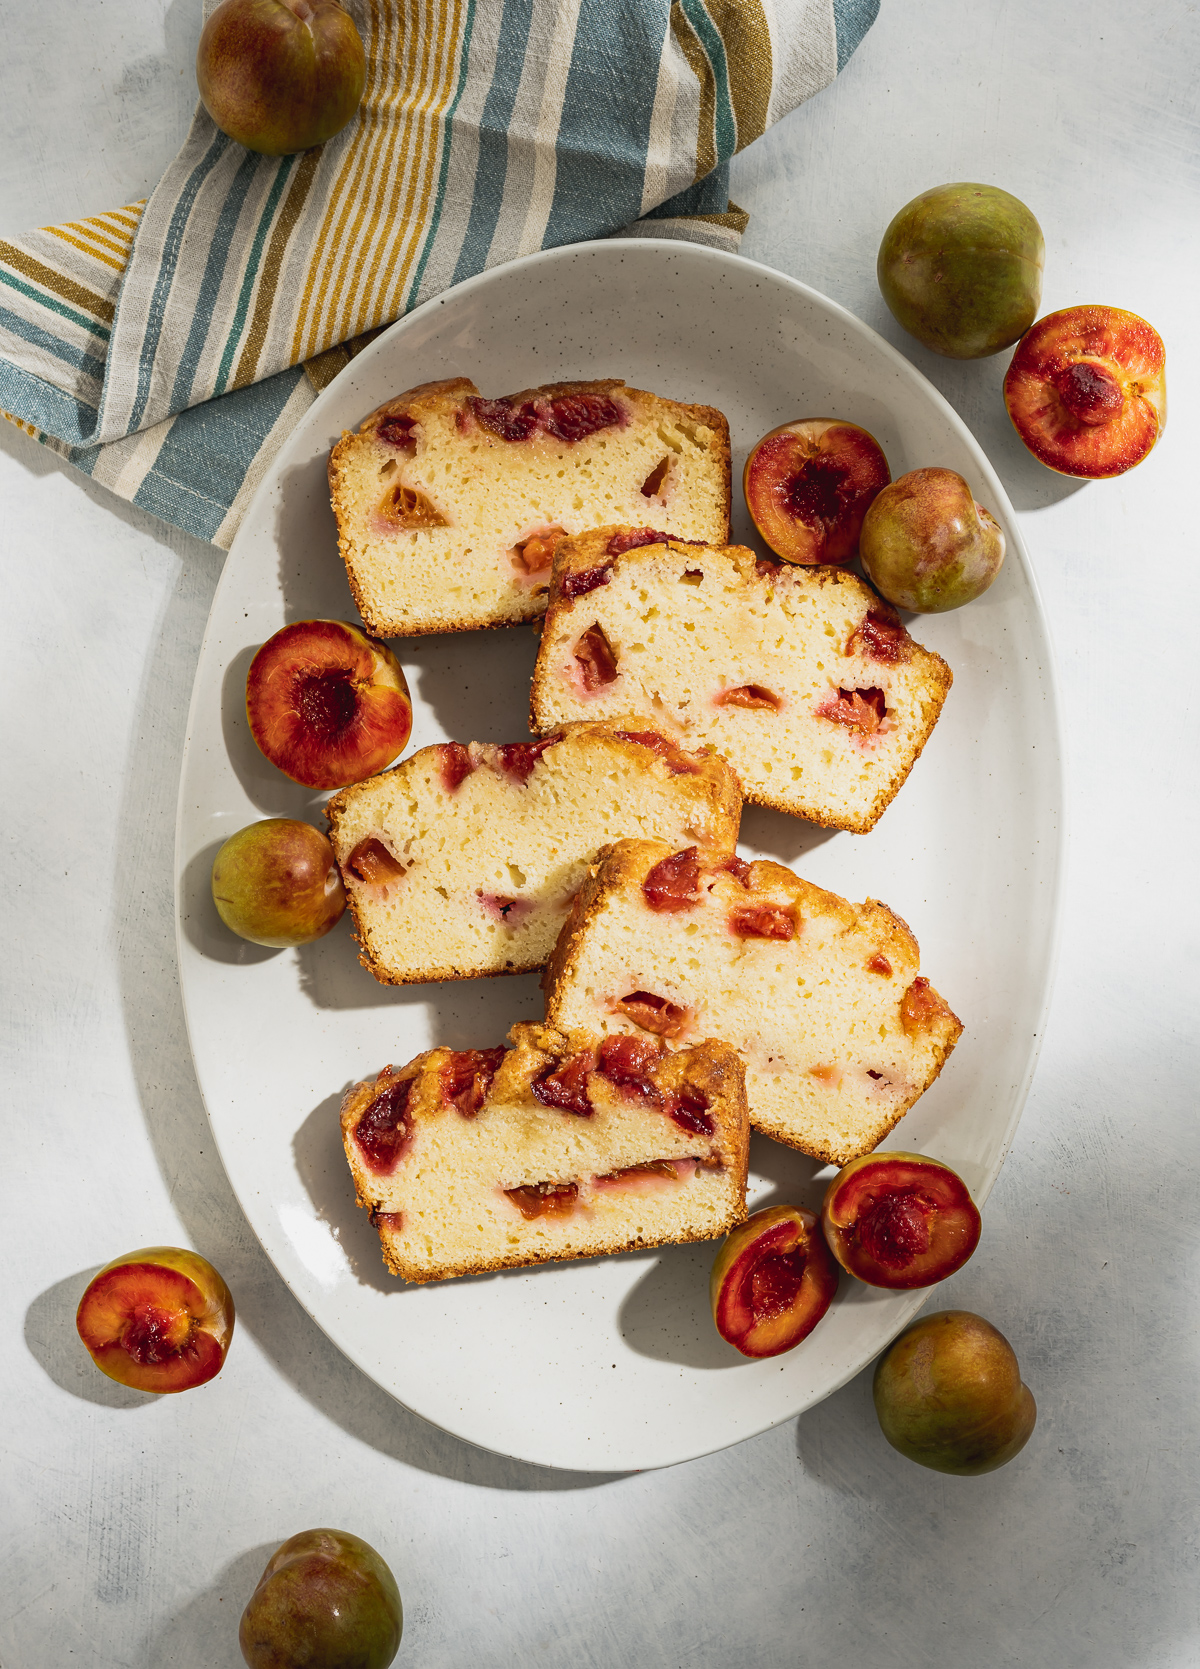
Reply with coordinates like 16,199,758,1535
710,1205,839,1358
816,686,887,736
597,1035,665,1102
606,528,667,556
440,741,475,791
468,390,625,444
246,619,412,790
573,624,618,690
76,1247,235,1394
744,420,891,565
494,738,559,782
612,730,699,773
532,1050,596,1117
669,1086,715,1137
729,903,795,941
822,1152,981,1289
847,611,910,664
468,396,541,441
715,683,782,712
376,412,417,452
722,855,753,886
868,952,893,976
345,837,407,887
441,1047,506,1118
505,1181,580,1219
615,991,691,1038
900,976,957,1036
642,846,700,911
562,561,614,598
354,1072,416,1174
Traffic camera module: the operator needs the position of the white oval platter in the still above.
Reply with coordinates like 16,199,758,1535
175,239,1063,1473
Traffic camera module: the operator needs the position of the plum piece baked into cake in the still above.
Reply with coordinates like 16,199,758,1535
340,1022,750,1282
529,529,953,834
325,720,741,984
327,379,730,637
542,839,963,1165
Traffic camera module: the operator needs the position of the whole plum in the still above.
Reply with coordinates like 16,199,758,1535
198,0,366,156
878,182,1043,359
239,1528,402,1668
873,1310,1036,1475
859,467,1004,613
211,819,345,947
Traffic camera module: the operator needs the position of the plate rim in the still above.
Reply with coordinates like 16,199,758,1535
174,236,1067,1471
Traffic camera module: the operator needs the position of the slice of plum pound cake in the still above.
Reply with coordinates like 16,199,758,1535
327,378,730,636
340,1022,750,1282
325,720,741,985
529,529,954,834
542,839,963,1165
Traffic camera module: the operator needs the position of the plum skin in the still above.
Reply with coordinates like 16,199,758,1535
873,1310,1036,1475
878,182,1044,359
860,467,1004,613
239,1528,402,1669
76,1247,235,1394
212,819,346,947
198,0,366,157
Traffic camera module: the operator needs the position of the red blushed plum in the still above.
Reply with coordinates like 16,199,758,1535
212,819,346,946
821,1152,981,1289
743,420,891,565
860,467,1004,613
239,1528,402,1669
76,1247,235,1394
197,0,366,157
710,1205,838,1358
1003,305,1166,478
246,619,412,789
873,1311,1037,1475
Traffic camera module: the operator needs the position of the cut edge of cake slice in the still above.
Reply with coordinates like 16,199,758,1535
324,718,743,986
542,836,963,1165
327,381,732,638
339,1021,750,1282
529,528,954,834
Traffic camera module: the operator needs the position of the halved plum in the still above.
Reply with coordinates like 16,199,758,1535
743,420,891,565
1003,305,1166,478
76,1246,235,1394
710,1205,839,1358
246,619,412,790
821,1151,981,1289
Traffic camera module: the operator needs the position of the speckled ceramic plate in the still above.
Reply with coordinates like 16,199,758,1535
175,239,1063,1472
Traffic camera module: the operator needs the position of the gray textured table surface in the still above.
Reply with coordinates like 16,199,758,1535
3,2,1197,1665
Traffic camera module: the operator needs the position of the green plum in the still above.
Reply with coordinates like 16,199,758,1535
239,1528,402,1669
859,467,1004,613
878,183,1044,359
211,819,345,947
873,1310,1037,1475
198,0,366,157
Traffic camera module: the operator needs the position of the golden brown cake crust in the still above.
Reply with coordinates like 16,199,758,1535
328,383,732,639
542,838,963,1165
341,1022,750,1282
324,719,743,987
530,531,954,834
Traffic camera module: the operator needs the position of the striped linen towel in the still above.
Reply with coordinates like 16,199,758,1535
0,0,876,549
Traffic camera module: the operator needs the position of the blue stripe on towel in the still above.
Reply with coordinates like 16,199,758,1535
409,0,479,305
0,304,107,384
170,148,263,412
675,0,737,160
542,0,669,246
0,269,111,341
0,354,98,447
132,364,303,539
833,0,880,70
644,165,731,219
123,130,231,434
449,0,534,285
